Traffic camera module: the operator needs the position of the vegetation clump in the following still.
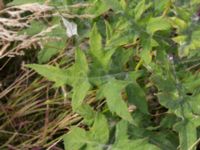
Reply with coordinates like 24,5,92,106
1,0,200,150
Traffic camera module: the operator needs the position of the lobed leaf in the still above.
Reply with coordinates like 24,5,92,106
99,79,134,123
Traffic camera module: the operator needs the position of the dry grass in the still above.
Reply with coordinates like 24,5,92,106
0,3,54,59
0,2,95,149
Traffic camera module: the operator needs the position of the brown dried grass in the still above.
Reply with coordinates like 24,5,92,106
0,2,95,149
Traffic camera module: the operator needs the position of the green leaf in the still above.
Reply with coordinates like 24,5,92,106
20,17,66,64
154,0,171,15
115,120,129,141
134,0,152,21
114,120,162,149
146,17,171,34
105,20,113,45
71,48,90,110
38,47,58,64
113,122,161,149
113,138,161,150
89,24,103,57
172,35,187,44
183,73,200,92
169,17,188,30
19,21,46,36
63,113,109,150
190,30,200,47
100,79,134,123
191,0,200,5
63,127,87,150
152,74,177,93
74,48,89,75
89,113,109,144
160,114,178,129
175,121,197,150
174,7,191,22
87,0,109,17
90,24,115,71
26,64,67,87
126,83,149,114
110,48,133,73
72,79,90,110
140,35,152,64
76,104,96,125
102,0,123,12
38,39,65,63
149,130,179,150
38,20,67,63
177,30,200,58
189,95,200,115
128,124,178,150
120,0,127,10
